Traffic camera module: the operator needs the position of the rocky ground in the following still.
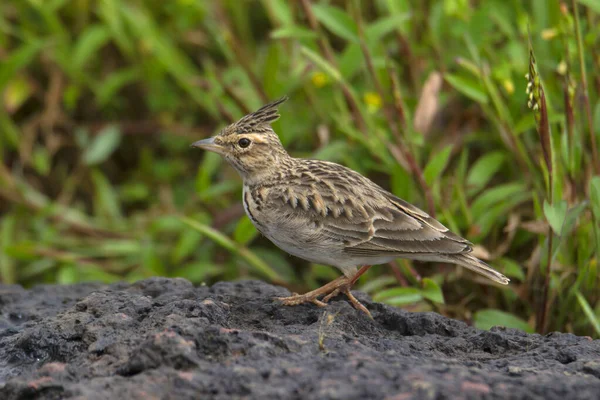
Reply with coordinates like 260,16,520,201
0,278,599,399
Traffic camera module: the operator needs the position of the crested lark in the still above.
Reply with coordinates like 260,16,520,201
192,97,509,317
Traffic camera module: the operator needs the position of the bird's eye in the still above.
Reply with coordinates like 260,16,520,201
238,138,251,148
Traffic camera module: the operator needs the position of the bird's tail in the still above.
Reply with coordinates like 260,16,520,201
443,253,510,285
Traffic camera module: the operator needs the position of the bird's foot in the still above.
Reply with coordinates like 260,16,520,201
321,285,372,319
276,274,372,318
276,293,328,307
276,275,347,308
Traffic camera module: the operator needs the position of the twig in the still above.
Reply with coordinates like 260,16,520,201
394,32,419,92
386,58,408,130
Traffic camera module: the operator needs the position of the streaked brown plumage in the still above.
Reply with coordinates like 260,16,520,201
192,96,509,317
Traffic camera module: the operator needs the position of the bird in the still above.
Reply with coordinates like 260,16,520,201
192,96,509,318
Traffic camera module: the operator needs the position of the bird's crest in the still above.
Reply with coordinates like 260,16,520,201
226,96,288,135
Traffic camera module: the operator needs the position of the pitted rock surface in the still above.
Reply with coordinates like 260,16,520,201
1,278,599,399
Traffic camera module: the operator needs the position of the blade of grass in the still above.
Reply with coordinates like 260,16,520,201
575,291,600,336
179,216,280,282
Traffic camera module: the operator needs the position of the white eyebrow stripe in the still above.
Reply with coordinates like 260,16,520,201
238,134,269,144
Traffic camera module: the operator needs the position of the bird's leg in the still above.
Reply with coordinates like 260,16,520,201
351,265,372,285
320,266,372,303
320,265,373,318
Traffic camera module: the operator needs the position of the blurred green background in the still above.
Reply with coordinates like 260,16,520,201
1,0,600,336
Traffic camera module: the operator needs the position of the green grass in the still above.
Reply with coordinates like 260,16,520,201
1,0,599,336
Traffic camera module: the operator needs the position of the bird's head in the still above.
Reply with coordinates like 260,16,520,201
192,96,289,180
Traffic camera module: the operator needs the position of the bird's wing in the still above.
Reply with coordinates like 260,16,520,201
340,190,472,257
266,160,471,258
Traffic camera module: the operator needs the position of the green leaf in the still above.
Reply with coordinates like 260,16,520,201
20,259,56,280
234,217,258,245
358,275,396,294
177,261,221,283
445,74,488,104
423,145,453,185
311,4,358,42
142,242,166,276
590,177,600,259
197,180,239,202
79,265,119,283
0,111,20,148
312,140,351,162
83,125,122,165
265,0,293,25
471,183,526,220
72,25,111,69
4,76,32,112
253,248,295,283
32,146,51,176
195,151,223,195
373,287,423,306
497,258,525,281
576,291,600,336
0,40,44,91
172,230,203,264
151,215,188,233
57,264,78,285
338,43,363,80
122,6,215,115
0,215,17,284
590,176,600,219
473,309,533,333
543,200,567,235
263,43,280,96
4,241,38,261
421,278,444,304
390,163,414,201
96,68,139,106
271,26,318,40
594,100,600,134
471,183,530,237
301,46,343,83
577,0,600,14
91,169,123,220
474,193,530,237
97,240,142,256
466,152,506,190
365,13,411,42
562,202,588,236
120,182,150,202
308,264,340,284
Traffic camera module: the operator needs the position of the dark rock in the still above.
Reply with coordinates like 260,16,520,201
0,278,598,399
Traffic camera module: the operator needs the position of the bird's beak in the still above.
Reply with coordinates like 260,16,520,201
190,137,225,154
